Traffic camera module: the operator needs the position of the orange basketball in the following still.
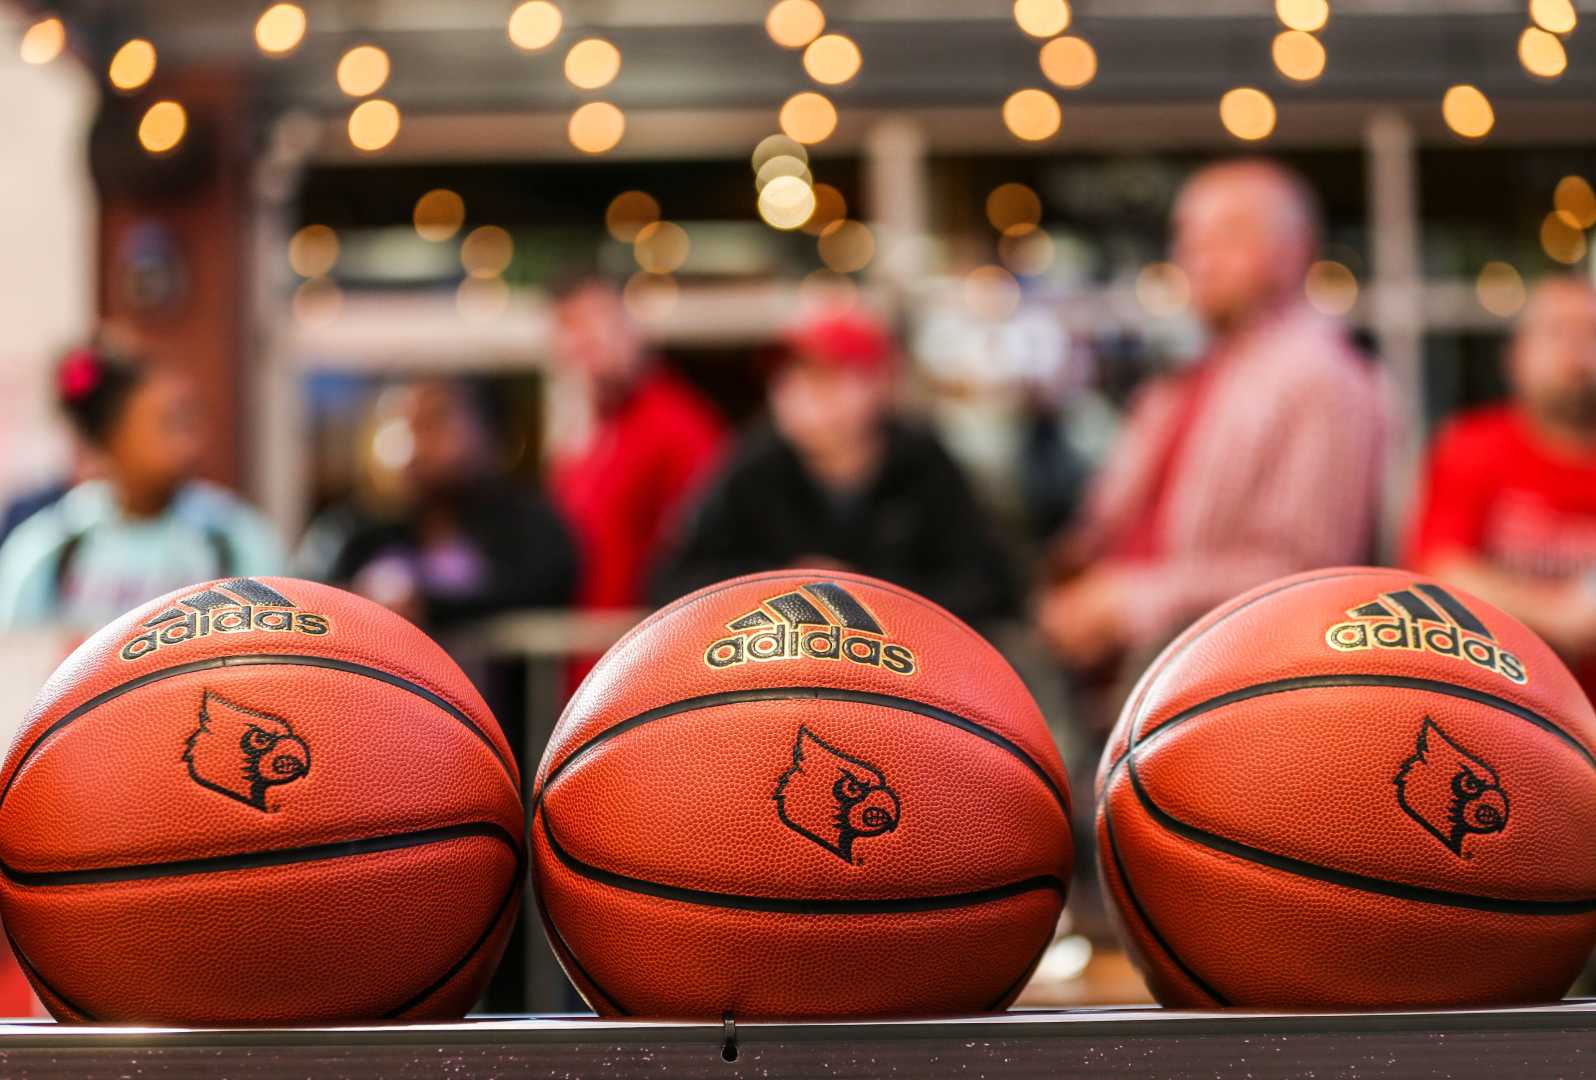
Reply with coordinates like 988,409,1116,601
0,577,522,1023
1098,566,1596,1008
531,569,1072,1018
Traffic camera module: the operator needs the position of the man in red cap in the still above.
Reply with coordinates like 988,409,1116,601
654,306,1019,625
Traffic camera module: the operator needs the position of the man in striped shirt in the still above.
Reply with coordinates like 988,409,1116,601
1038,159,1385,676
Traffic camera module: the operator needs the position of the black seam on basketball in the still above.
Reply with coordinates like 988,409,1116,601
1113,672,1596,776
1106,568,1398,779
1099,790,1231,1006
383,867,525,1019
533,686,1069,822
982,929,1055,1012
0,822,519,886
2,918,98,1021
541,813,1066,915
1124,757,1596,915
0,654,516,810
530,873,632,1017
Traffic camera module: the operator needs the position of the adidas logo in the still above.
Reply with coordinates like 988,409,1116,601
1325,581,1526,685
120,579,330,662
705,581,916,676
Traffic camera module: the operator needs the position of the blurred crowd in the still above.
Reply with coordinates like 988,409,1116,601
4,154,1596,759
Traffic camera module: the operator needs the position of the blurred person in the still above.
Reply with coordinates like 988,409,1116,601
654,308,1021,625
1408,276,1596,696
549,278,726,613
296,379,577,628
1038,159,1384,675
0,345,282,629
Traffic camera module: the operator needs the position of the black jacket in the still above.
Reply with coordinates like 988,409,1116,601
653,420,1021,625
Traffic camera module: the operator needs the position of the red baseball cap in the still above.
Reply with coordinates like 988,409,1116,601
782,307,896,373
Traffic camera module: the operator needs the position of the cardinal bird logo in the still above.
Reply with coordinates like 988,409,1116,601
774,727,900,862
184,691,311,811
1394,717,1508,856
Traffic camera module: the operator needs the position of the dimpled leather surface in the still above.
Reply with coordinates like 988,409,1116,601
0,577,524,1023
531,569,1073,1019
1096,566,1596,1008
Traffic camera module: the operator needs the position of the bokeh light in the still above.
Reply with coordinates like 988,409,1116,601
254,4,306,56
1013,0,1071,39
1305,260,1358,315
780,92,838,144
986,182,1042,233
803,33,861,85
288,225,339,278
818,219,875,273
964,265,1021,320
1272,30,1325,81
1136,261,1190,316
348,99,401,151
758,175,818,230
565,38,621,90
1519,27,1567,79
508,1,563,51
802,183,848,236
1000,229,1056,277
138,100,187,154
109,39,157,91
460,226,514,278
413,190,466,242
1442,84,1493,139
1219,87,1276,141
752,133,807,173
1476,262,1526,318
755,155,811,191
1039,36,1096,89
1555,176,1596,230
1002,89,1062,141
20,17,65,65
1275,0,1329,33
337,45,390,98
606,191,661,243
623,272,678,319
766,0,826,49
293,278,343,324
569,102,625,153
1530,0,1577,34
457,276,510,321
1540,212,1587,265
634,221,690,274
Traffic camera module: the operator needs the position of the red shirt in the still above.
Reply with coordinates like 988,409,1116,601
551,369,725,610
1407,405,1596,691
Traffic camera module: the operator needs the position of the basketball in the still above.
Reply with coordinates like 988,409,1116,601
0,577,523,1024
1097,566,1596,1008
530,569,1072,1018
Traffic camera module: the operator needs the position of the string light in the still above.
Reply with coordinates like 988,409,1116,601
289,225,339,277
634,221,690,274
1541,212,1587,265
606,191,661,243
294,278,343,324
964,265,1021,320
752,133,807,173
802,183,847,236
1013,0,1071,39
1476,262,1526,318
138,101,187,154
1442,84,1493,140
986,183,1042,233
1529,0,1576,34
457,276,510,321
1272,30,1325,81
766,0,825,49
1518,27,1567,79
1305,260,1358,315
818,220,874,273
803,33,861,85
414,190,466,242
780,92,838,144
1039,37,1096,89
1555,177,1596,230
1000,229,1056,277
1002,89,1062,141
569,102,625,153
254,4,305,56
758,175,818,230
508,1,562,51
461,226,514,278
623,273,678,319
755,155,811,191
565,38,620,90
109,39,157,91
1219,87,1276,141
20,17,65,64
1275,0,1329,33
337,45,390,97
348,99,401,151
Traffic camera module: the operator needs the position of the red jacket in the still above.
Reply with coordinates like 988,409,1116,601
551,369,725,610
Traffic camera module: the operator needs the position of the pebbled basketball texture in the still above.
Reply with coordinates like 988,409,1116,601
531,569,1073,1019
1097,566,1596,1008
0,577,523,1024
